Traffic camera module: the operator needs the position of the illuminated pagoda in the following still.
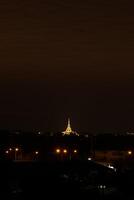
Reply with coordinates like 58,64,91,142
62,118,79,136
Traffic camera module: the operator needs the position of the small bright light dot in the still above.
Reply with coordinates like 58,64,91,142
9,148,12,151
56,149,61,153
88,157,92,161
108,164,113,168
15,148,19,151
74,150,77,153
63,149,67,153
128,151,132,155
99,185,106,189
35,151,39,155
5,151,9,154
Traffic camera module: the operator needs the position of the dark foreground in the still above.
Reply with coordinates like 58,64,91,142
0,160,134,199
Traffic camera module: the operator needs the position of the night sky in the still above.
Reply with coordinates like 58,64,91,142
0,0,134,133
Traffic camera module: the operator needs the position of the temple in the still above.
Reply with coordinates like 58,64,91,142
62,118,79,136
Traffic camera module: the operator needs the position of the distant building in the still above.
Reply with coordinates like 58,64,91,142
62,118,79,136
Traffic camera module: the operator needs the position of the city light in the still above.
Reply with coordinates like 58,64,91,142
98,185,106,189
107,164,116,171
5,150,9,154
9,148,12,151
35,151,39,155
88,157,92,161
56,149,61,153
74,149,77,153
15,148,19,152
128,151,132,155
63,149,67,154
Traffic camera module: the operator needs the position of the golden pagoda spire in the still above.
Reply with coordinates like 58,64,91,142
62,118,79,136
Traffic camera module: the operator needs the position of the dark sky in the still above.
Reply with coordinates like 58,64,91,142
0,0,134,133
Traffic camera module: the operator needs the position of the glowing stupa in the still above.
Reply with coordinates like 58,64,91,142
62,118,79,136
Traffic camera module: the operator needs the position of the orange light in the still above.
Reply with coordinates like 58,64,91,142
128,151,132,155
56,149,61,153
74,149,77,153
63,149,67,154
15,148,19,152
35,151,39,155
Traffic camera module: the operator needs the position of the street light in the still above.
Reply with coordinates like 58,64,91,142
128,150,132,155
73,149,77,153
63,149,67,154
15,148,19,160
15,148,19,152
56,149,61,153
35,151,39,155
